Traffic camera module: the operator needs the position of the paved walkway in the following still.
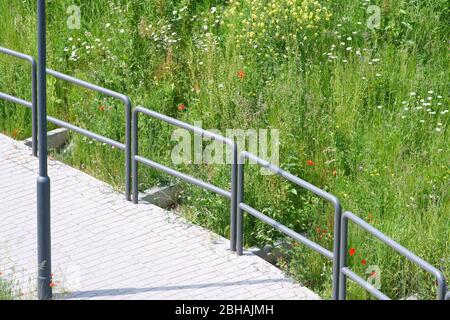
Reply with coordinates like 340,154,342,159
0,133,319,300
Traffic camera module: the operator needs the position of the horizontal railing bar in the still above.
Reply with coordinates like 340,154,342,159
239,203,334,260
47,116,125,150
240,151,339,207
0,46,35,64
134,106,234,146
135,155,231,199
0,93,125,151
0,92,32,109
47,69,130,104
343,211,446,299
343,212,438,273
341,267,390,300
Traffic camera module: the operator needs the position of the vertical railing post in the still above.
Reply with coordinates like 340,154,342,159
236,155,244,256
132,109,139,204
124,97,132,201
230,143,238,251
31,59,37,157
338,214,349,300
331,199,342,300
37,0,52,300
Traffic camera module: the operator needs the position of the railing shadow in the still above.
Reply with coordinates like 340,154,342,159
56,278,300,300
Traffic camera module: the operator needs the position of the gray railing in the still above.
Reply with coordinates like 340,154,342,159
236,151,342,300
46,69,132,201
132,106,238,251
1,45,448,300
0,45,132,200
339,211,447,300
0,47,37,156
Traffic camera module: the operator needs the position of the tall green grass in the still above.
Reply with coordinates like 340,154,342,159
0,0,448,299
0,278,15,300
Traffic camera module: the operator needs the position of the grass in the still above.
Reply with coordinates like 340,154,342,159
0,0,448,299
0,278,15,300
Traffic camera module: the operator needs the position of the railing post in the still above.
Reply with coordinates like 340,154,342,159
230,143,238,251
331,199,342,300
37,0,52,300
338,214,348,300
236,155,244,256
132,109,139,204
31,58,37,157
124,97,132,201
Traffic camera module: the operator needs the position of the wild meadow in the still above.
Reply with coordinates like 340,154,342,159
0,0,448,299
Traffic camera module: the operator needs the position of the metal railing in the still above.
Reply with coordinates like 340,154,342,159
339,211,447,300
0,47,37,156
132,106,238,251
236,151,342,300
0,49,132,200
1,46,448,300
46,69,132,201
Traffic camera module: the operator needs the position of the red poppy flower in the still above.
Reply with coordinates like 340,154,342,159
178,103,186,111
371,271,377,277
349,248,356,256
307,160,315,166
361,259,367,265
237,69,245,79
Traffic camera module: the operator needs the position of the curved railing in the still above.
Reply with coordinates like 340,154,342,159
132,106,238,251
235,151,342,299
0,46,132,200
339,211,447,300
45,69,132,201
0,47,37,156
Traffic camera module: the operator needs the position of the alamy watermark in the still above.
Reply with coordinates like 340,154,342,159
366,265,382,290
367,5,381,30
67,5,81,30
171,122,280,175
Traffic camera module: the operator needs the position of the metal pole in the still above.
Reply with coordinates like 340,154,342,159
338,214,348,300
230,143,238,251
125,97,132,201
132,109,139,204
31,58,38,157
37,0,52,300
331,201,342,300
236,158,244,256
